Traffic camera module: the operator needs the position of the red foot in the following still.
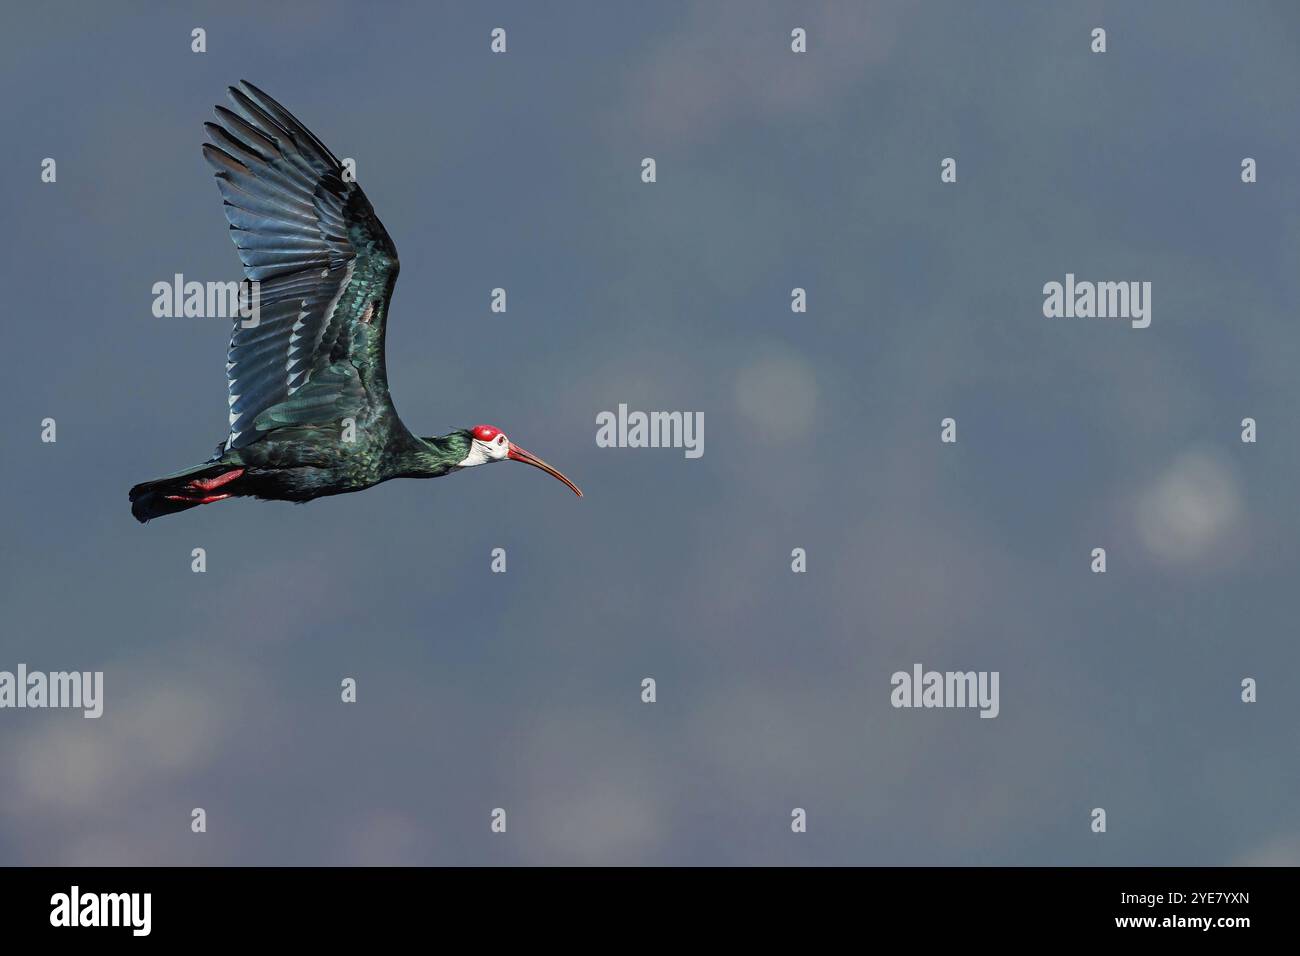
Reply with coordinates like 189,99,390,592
185,468,245,492
164,493,232,505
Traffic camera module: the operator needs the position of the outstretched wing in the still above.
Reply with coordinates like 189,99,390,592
202,80,399,451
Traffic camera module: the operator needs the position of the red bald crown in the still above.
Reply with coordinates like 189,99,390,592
472,424,502,442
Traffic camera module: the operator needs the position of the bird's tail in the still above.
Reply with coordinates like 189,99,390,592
129,463,248,524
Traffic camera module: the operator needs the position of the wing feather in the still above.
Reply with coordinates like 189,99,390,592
203,80,399,452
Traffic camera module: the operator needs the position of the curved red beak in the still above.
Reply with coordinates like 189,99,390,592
507,443,583,497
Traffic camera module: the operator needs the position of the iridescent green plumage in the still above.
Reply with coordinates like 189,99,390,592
130,82,469,521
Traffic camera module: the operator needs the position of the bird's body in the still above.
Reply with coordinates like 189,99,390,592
131,82,579,522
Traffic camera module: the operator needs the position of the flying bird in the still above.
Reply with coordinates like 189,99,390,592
131,81,581,523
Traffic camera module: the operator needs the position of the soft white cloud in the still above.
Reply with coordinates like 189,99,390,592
1135,449,1245,568
734,348,819,442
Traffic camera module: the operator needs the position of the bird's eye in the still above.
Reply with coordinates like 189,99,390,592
496,435,506,445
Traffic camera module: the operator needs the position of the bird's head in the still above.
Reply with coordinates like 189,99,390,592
453,424,582,496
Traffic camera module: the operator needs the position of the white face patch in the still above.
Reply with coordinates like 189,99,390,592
457,433,510,468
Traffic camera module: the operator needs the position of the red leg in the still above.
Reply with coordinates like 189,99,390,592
164,493,232,505
185,468,245,492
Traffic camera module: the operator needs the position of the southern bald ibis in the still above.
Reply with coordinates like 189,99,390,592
130,82,581,523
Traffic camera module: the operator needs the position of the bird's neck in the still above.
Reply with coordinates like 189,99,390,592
390,430,472,478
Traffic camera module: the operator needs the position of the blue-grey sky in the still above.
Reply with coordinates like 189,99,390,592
2,0,1298,865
